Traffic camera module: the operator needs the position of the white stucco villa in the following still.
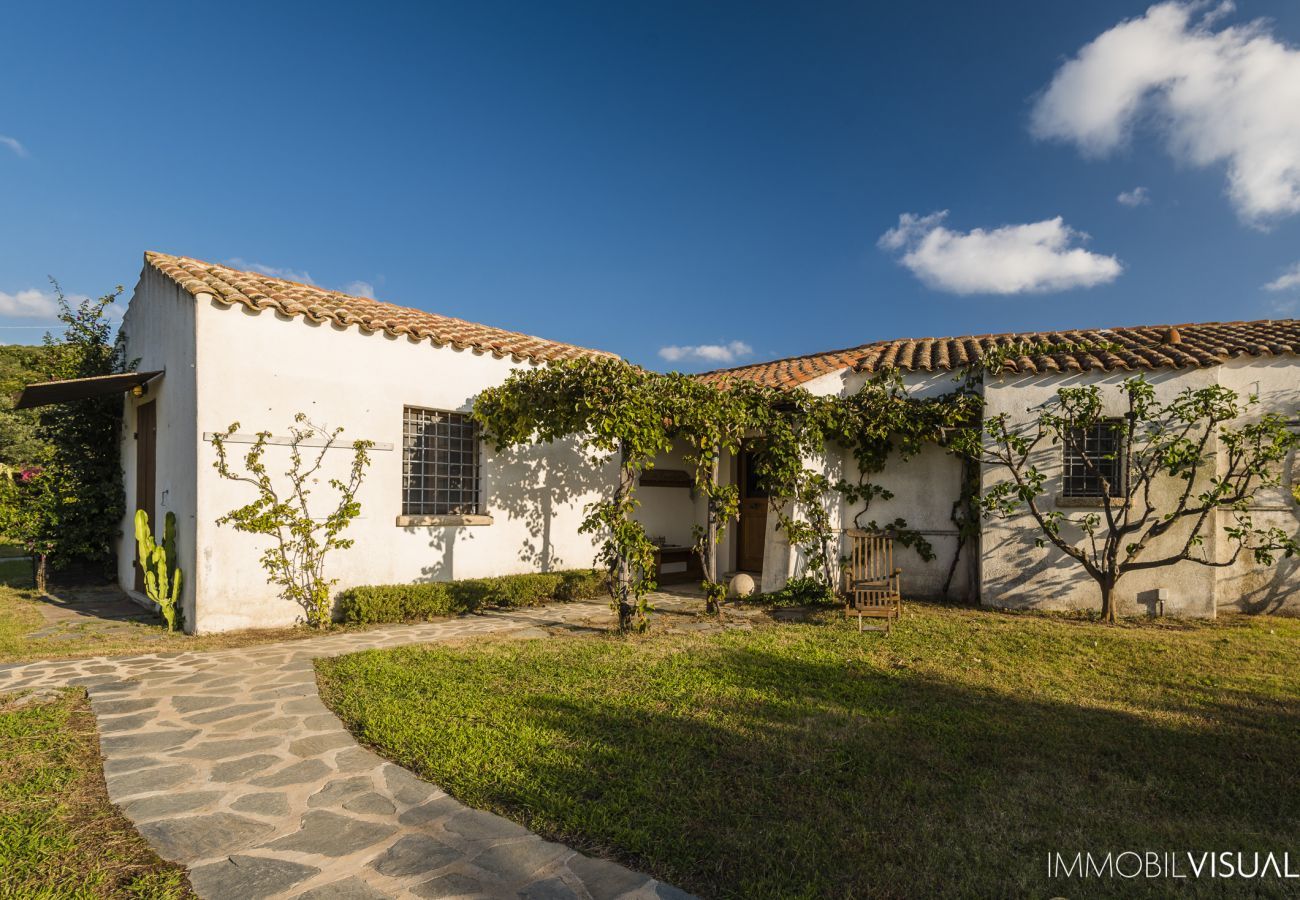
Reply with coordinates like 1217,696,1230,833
26,253,1299,632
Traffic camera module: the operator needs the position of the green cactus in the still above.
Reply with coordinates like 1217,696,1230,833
135,509,183,632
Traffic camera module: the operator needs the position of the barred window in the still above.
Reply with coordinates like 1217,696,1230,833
1063,421,1125,498
402,407,481,515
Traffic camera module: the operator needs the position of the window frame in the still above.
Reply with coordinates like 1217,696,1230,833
400,405,484,519
1061,419,1127,499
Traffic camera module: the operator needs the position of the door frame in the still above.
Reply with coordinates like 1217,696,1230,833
133,400,157,592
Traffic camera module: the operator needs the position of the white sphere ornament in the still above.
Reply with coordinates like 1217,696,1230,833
728,573,756,599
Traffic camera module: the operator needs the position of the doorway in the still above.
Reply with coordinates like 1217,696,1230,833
133,400,156,592
736,448,767,574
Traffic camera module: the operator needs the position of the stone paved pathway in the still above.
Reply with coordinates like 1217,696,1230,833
0,602,699,900
24,583,166,642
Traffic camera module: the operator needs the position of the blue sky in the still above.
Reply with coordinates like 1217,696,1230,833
3,1,1300,370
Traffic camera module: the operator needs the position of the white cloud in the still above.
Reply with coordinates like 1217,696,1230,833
227,259,381,299
1117,186,1150,207
0,135,27,157
1263,262,1300,293
658,340,754,365
878,211,1123,295
342,280,375,299
1031,2,1300,225
227,257,317,285
0,287,122,326
0,288,59,318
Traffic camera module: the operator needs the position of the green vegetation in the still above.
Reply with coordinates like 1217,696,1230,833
319,604,1300,899
0,580,339,665
0,286,127,582
475,359,677,632
968,375,1300,622
212,415,373,628
32,286,128,575
337,569,606,624
0,689,194,898
0,343,54,468
0,562,604,663
755,574,839,606
134,510,182,632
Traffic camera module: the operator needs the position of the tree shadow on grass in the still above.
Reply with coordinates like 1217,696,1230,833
337,643,1300,900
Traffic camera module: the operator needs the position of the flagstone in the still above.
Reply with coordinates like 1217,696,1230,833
0,597,696,899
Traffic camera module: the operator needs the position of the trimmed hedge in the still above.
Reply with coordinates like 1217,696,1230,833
337,569,607,625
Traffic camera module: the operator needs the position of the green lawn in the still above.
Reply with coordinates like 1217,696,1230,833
0,689,194,898
317,604,1300,899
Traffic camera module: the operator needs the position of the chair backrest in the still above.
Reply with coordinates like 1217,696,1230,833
845,530,894,587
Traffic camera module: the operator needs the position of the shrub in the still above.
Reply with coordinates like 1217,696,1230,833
759,575,840,608
337,569,605,625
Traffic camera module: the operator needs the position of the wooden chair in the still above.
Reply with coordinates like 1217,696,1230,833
842,530,902,633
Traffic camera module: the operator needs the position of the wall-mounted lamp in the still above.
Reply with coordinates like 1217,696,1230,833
131,384,146,398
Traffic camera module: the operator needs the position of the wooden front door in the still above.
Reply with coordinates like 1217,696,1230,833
736,449,767,573
133,400,157,592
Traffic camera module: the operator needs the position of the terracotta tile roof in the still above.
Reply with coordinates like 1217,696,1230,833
143,251,617,364
698,319,1300,389
695,344,880,389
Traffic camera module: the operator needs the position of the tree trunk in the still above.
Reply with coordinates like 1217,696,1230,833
614,450,636,632
942,536,963,600
1099,575,1117,624
703,450,721,615
34,553,47,595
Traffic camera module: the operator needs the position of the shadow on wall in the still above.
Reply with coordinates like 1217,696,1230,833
402,438,613,583
1234,521,1300,615
415,524,477,583
982,522,1093,612
986,510,1300,617
488,440,612,570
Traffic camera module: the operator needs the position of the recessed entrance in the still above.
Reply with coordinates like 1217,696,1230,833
736,448,767,574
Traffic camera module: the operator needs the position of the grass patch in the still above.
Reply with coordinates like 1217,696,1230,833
317,604,1300,899
0,566,605,664
0,582,376,665
0,689,194,898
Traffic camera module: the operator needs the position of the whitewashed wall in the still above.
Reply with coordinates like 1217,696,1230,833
755,368,975,600
980,361,1300,617
635,442,702,549
1212,356,1300,614
747,358,1299,615
186,298,618,633
119,267,1300,627
117,266,200,628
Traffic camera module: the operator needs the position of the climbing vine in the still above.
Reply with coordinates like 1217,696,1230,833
728,373,981,599
212,415,373,628
478,345,1159,622
474,359,673,632
475,358,992,624
661,374,757,614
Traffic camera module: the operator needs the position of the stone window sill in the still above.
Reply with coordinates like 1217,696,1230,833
1055,494,1129,509
396,514,494,527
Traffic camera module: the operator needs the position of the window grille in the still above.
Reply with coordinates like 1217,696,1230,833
402,407,481,515
1062,421,1125,498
